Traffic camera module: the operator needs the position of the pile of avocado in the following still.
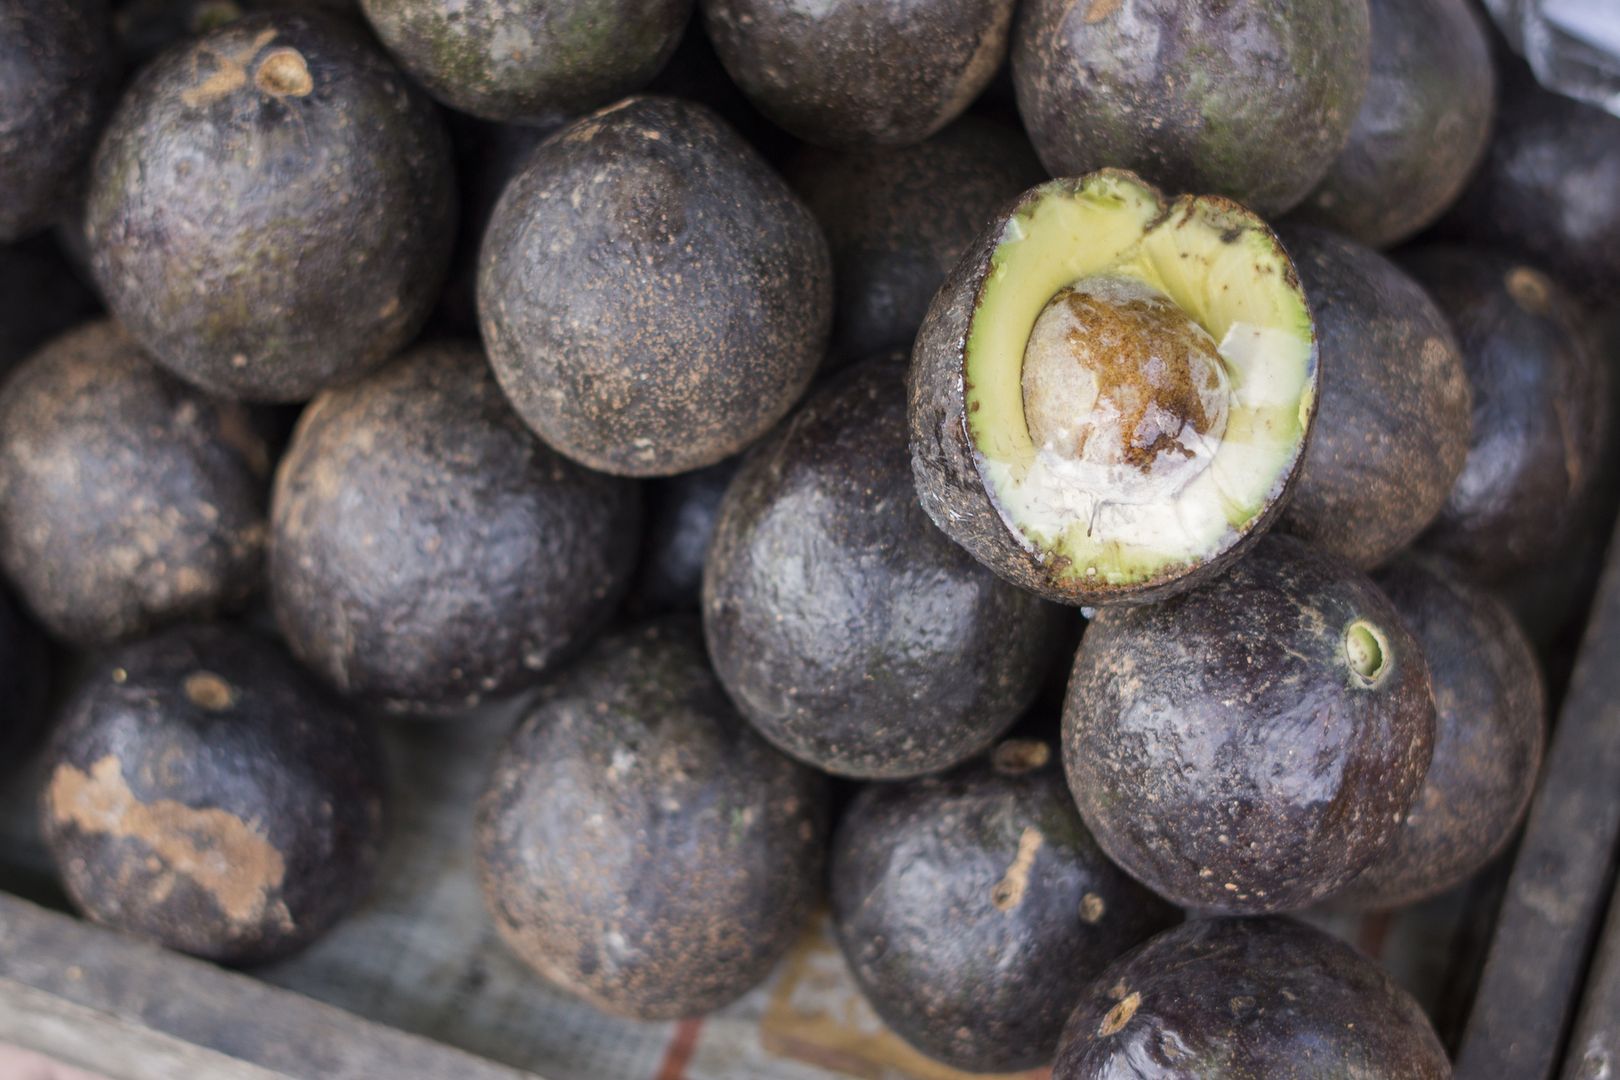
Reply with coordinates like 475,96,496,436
1,0,1615,1074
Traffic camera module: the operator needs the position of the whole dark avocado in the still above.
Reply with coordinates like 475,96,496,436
1442,58,1620,305
40,623,387,965
0,588,49,776
1277,225,1472,569
1012,0,1371,218
630,457,739,616
478,95,831,476
358,0,691,125
1339,554,1545,909
1403,247,1606,579
270,342,641,717
1292,0,1495,248
1063,536,1434,914
1053,917,1449,1078
0,235,100,373
832,738,1178,1073
0,321,271,647
704,355,1057,780
476,619,826,1020
787,114,1045,366
701,0,1014,146
0,0,117,242
86,11,457,402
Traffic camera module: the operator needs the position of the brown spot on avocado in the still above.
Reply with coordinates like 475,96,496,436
990,826,1044,911
1081,891,1106,923
181,28,278,108
183,671,236,710
1099,991,1141,1036
991,738,1051,774
1085,0,1123,21
254,48,313,98
1507,266,1552,315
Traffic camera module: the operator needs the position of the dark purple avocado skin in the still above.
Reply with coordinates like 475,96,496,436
1402,246,1606,580
476,618,826,1021
1053,917,1449,1078
704,354,1057,780
831,742,1177,1073
39,623,387,966
1062,536,1435,914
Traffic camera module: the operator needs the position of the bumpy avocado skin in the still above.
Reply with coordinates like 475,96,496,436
0,0,117,242
479,95,831,477
630,457,739,616
788,114,1045,367
86,12,457,402
832,740,1178,1073
1339,554,1544,909
1053,917,1449,1079
359,0,690,125
1012,0,1370,218
40,624,387,965
0,322,271,647
1402,247,1606,580
705,355,1057,780
1063,536,1434,914
0,588,50,776
270,343,641,717
1442,59,1620,305
1277,226,1471,569
0,236,100,373
702,0,1014,147
1292,0,1494,248
476,619,826,1020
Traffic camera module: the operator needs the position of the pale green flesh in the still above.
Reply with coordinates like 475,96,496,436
964,173,1315,589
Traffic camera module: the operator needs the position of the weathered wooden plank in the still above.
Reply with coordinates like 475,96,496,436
0,893,535,1080
1560,867,1620,1079
1455,513,1620,1080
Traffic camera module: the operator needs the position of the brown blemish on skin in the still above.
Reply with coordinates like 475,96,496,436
46,756,291,929
184,671,236,710
991,738,1051,774
181,28,279,108
254,48,314,99
1507,267,1553,315
1085,0,1123,22
1099,991,1141,1036
990,826,1044,911
1080,891,1106,923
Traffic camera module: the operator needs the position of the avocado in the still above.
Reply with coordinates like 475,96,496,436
0,321,271,647
701,0,1014,147
909,170,1318,607
85,11,457,402
40,623,387,965
0,0,117,242
0,235,100,373
477,618,825,1020
630,457,738,616
1402,247,1606,580
1276,226,1471,569
787,114,1046,367
1338,554,1545,910
1292,0,1495,248
705,355,1057,779
270,342,640,718
0,587,49,777
357,0,690,125
1053,917,1449,1078
1442,58,1620,306
478,95,832,477
1012,0,1370,219
831,738,1178,1073
1062,535,1434,913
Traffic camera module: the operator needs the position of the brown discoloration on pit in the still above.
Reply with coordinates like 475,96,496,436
183,671,236,710
990,826,1044,911
47,755,291,929
1099,991,1140,1036
181,27,279,108
992,738,1051,774
1507,266,1553,315
254,47,313,98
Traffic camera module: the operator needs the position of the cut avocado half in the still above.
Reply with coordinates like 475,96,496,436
909,170,1317,606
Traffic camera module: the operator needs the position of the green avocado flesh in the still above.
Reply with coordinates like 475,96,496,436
965,172,1315,590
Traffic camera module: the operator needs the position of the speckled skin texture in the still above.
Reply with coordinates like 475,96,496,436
0,235,100,373
1443,59,1620,305
831,740,1178,1073
476,619,826,1020
1292,0,1494,248
1277,226,1470,569
0,321,271,647
86,12,457,402
705,356,1057,779
270,342,641,718
701,0,1014,147
630,457,739,615
359,0,691,124
0,0,117,242
1340,555,1545,909
478,95,832,477
1012,0,1370,219
1402,247,1606,580
1053,917,1449,1078
0,588,49,776
1062,536,1434,914
40,624,387,965
907,175,1314,607
788,114,1045,367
